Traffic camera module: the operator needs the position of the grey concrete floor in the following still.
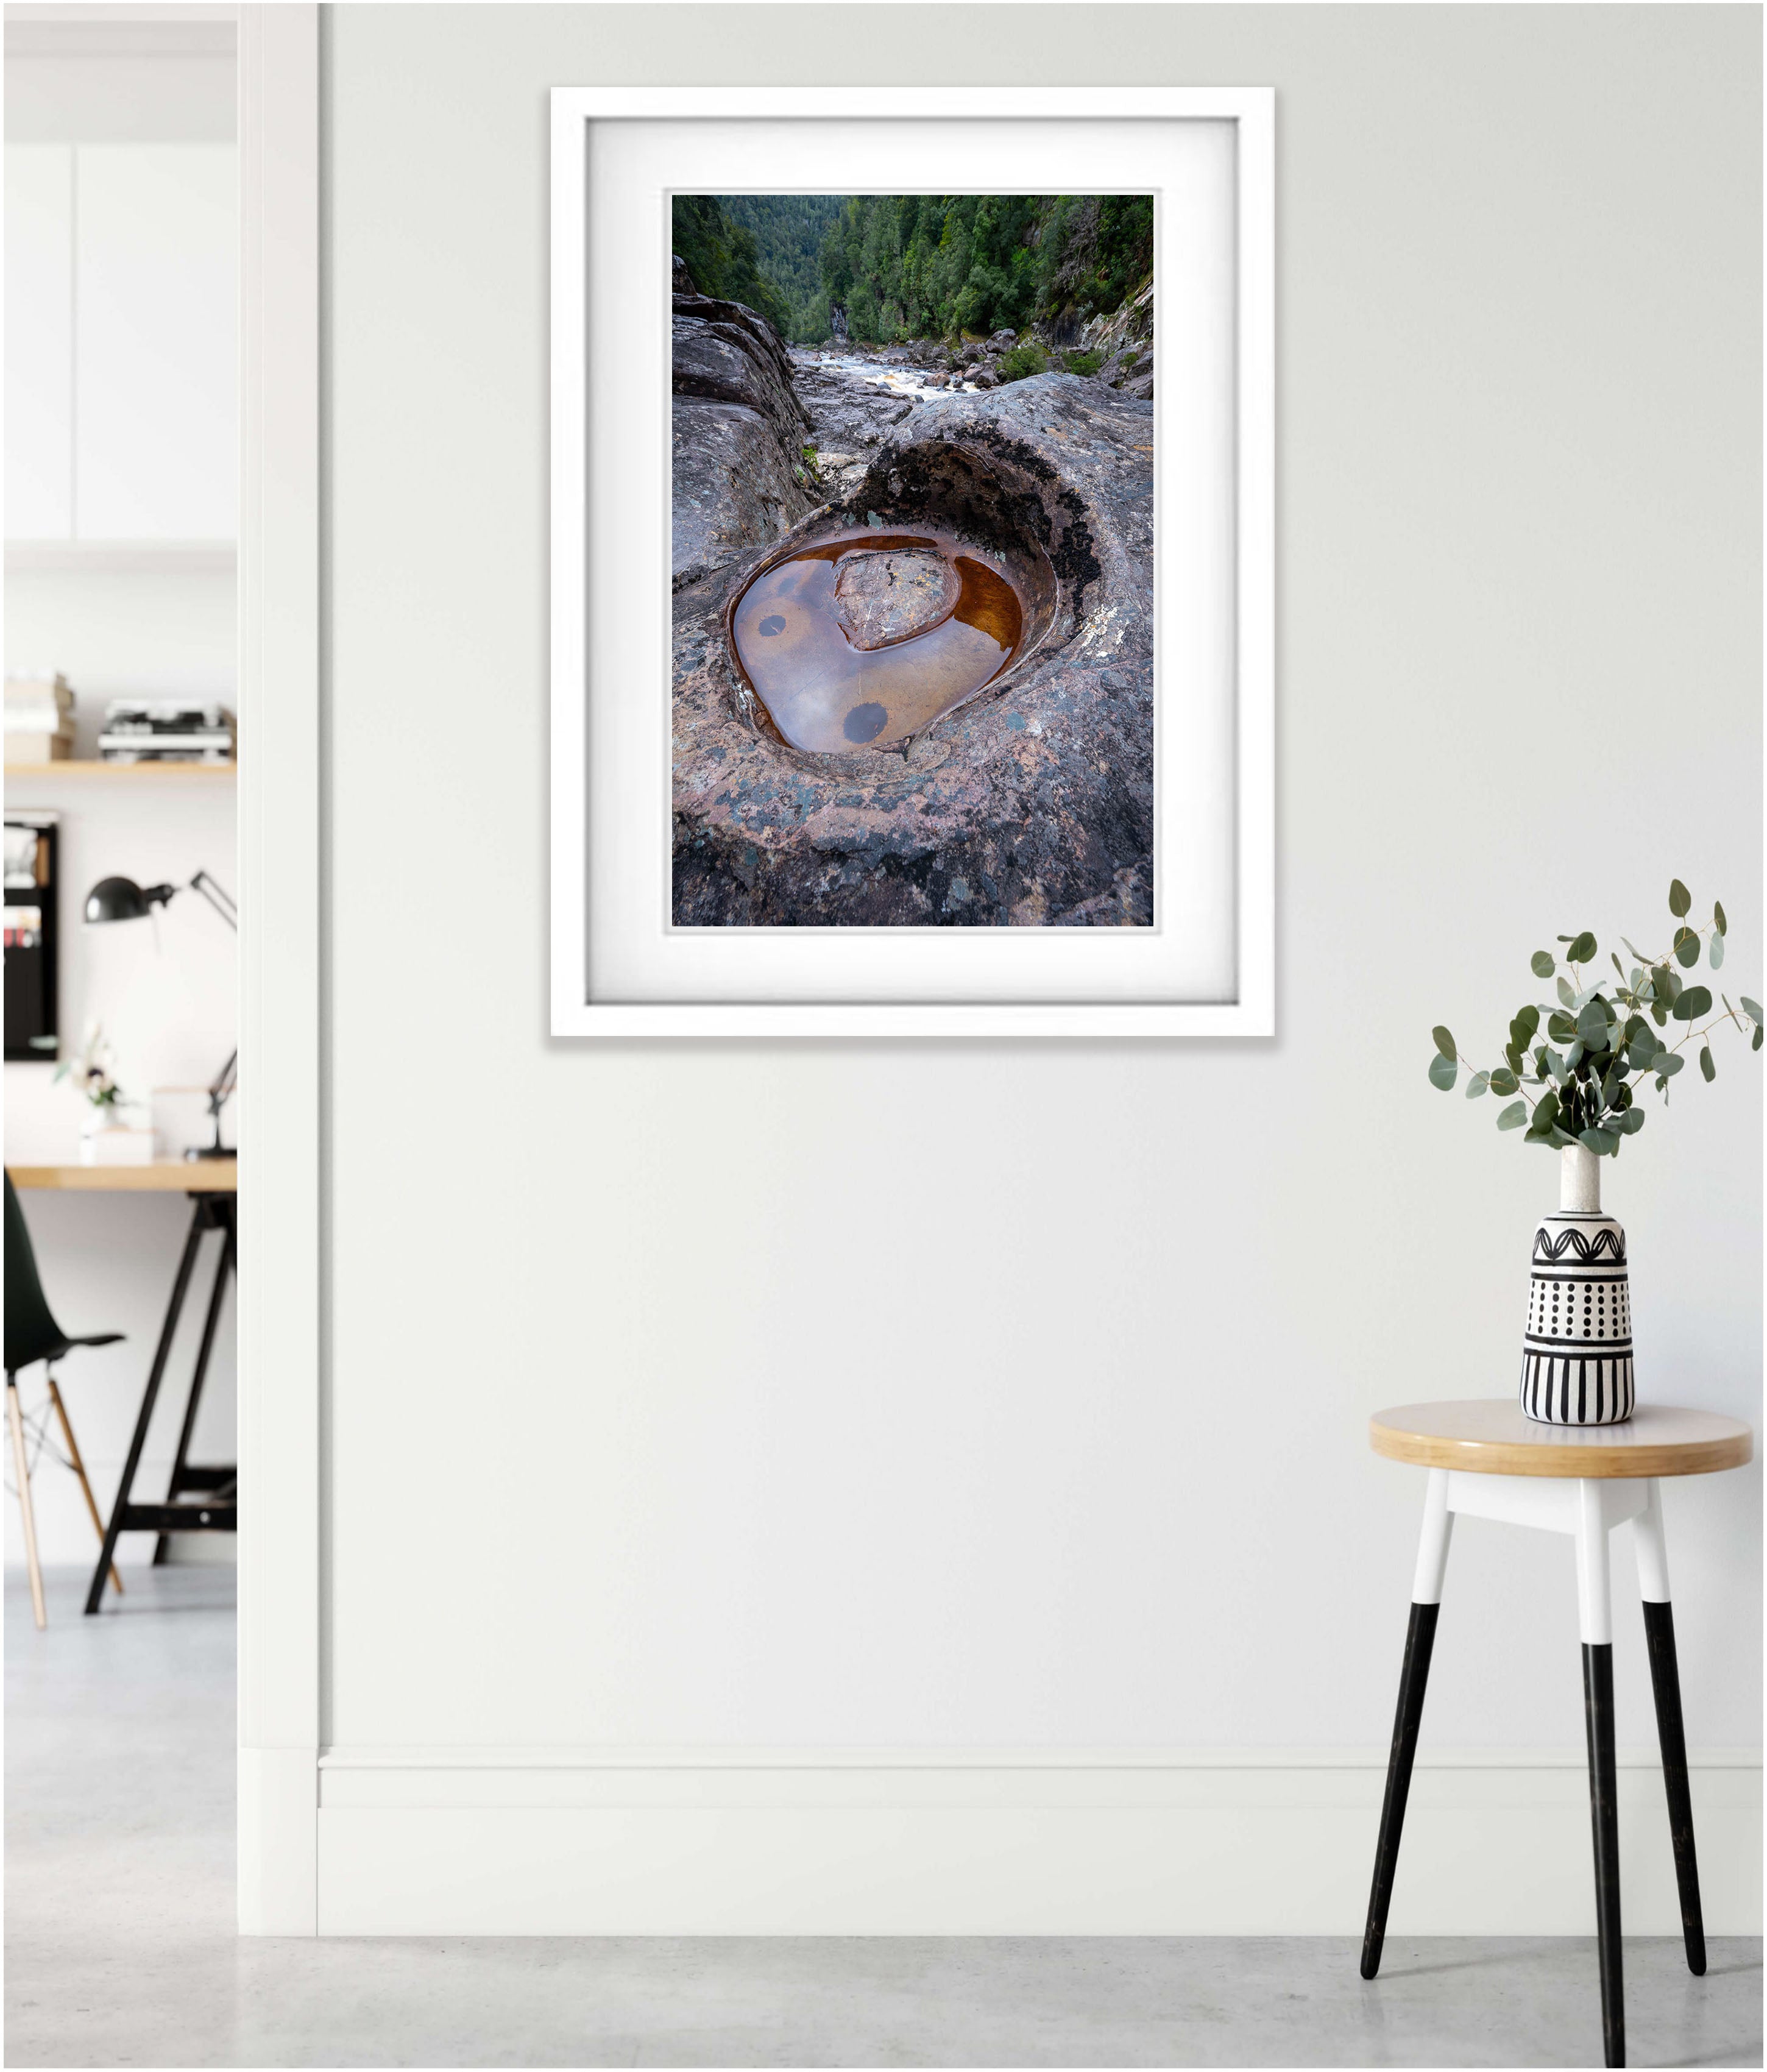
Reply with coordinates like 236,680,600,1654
6,1565,1762,2070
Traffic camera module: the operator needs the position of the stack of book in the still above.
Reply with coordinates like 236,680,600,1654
4,675,76,765
98,700,235,765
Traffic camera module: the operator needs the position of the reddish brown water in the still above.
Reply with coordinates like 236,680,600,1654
729,531,1023,753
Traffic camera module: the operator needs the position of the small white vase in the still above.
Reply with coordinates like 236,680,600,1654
1520,1144,1635,1425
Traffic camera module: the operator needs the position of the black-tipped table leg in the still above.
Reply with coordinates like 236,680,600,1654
1361,1600,1440,1979
1643,1600,1707,1974
1583,1641,1625,2068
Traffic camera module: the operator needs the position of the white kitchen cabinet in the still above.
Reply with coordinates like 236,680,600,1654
75,144,236,540
5,145,75,539
4,143,235,545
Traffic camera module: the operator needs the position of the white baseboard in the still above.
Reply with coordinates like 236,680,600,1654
240,1745,317,1934
314,1747,1762,1937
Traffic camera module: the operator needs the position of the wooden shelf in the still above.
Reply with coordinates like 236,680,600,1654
5,759,235,781
7,1160,237,1194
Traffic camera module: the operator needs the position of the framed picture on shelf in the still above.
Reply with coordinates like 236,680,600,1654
550,87,1273,1037
4,814,59,1063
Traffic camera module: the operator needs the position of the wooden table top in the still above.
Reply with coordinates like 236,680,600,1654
5,1159,237,1193
1371,1399,1753,1480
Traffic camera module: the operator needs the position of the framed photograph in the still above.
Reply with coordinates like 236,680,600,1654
551,88,1273,1037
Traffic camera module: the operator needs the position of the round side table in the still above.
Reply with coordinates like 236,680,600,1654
1362,1399,1753,2070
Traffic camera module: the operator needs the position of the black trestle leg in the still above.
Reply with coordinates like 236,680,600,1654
85,1201,206,1614
1360,1600,1439,1979
1583,1641,1625,2068
1642,1600,1705,1976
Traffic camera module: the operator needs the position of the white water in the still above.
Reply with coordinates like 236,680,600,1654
805,351,980,403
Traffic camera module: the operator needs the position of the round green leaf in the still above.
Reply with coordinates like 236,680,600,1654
1535,1088,1561,1127
1699,1044,1715,1082
1657,1051,1685,1077
1669,878,1691,918
1431,1024,1456,1060
1529,950,1555,979
1556,976,1577,1009
1579,1127,1620,1156
1547,1011,1578,1043
1710,931,1725,969
1755,1025,1763,1052
1489,1068,1519,1096
1627,1027,1657,1069
1496,1100,1528,1130
1740,996,1764,1023
1671,985,1712,1022
1617,1107,1646,1135
1674,926,1700,969
1465,1070,1490,1099
1714,899,1727,937
1576,1001,1611,1049
1428,1052,1457,1091
1568,931,1598,963
1512,1005,1540,1040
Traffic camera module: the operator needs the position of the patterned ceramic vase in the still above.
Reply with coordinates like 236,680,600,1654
1520,1144,1635,1426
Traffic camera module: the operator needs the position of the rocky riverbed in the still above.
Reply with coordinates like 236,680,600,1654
670,288,1154,927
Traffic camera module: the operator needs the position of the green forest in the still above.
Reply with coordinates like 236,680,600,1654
673,193,1152,347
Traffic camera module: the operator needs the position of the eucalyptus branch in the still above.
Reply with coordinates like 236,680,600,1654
1429,879,1762,1158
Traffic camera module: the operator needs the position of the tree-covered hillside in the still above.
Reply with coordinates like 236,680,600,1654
673,193,1153,347
670,196,792,333
718,196,845,330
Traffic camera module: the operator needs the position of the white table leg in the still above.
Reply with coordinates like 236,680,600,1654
1411,1466,1454,1605
1576,1477,1613,1645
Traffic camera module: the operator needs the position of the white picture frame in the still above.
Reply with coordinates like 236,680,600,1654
551,88,1273,1038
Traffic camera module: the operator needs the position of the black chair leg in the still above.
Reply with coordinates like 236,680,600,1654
1642,1599,1705,1976
1361,1600,1439,1979
1583,1641,1625,2068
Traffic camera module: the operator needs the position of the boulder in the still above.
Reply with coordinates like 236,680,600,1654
672,291,815,591
673,292,809,448
671,374,1154,926
672,403,813,594
832,547,961,650
985,328,1017,352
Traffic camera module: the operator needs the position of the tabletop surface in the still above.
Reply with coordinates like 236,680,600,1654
5,1160,237,1194
1371,1399,1753,1480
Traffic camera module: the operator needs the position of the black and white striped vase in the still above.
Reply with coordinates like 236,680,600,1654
1520,1144,1635,1425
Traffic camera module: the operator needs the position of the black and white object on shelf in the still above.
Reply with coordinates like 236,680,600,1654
1520,1145,1635,1426
98,700,235,765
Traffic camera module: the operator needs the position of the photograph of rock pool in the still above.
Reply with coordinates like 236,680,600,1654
670,194,1155,929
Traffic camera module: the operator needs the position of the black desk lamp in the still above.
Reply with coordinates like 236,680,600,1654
84,870,237,1162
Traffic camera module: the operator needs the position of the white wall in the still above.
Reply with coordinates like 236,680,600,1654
320,4,1760,1931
